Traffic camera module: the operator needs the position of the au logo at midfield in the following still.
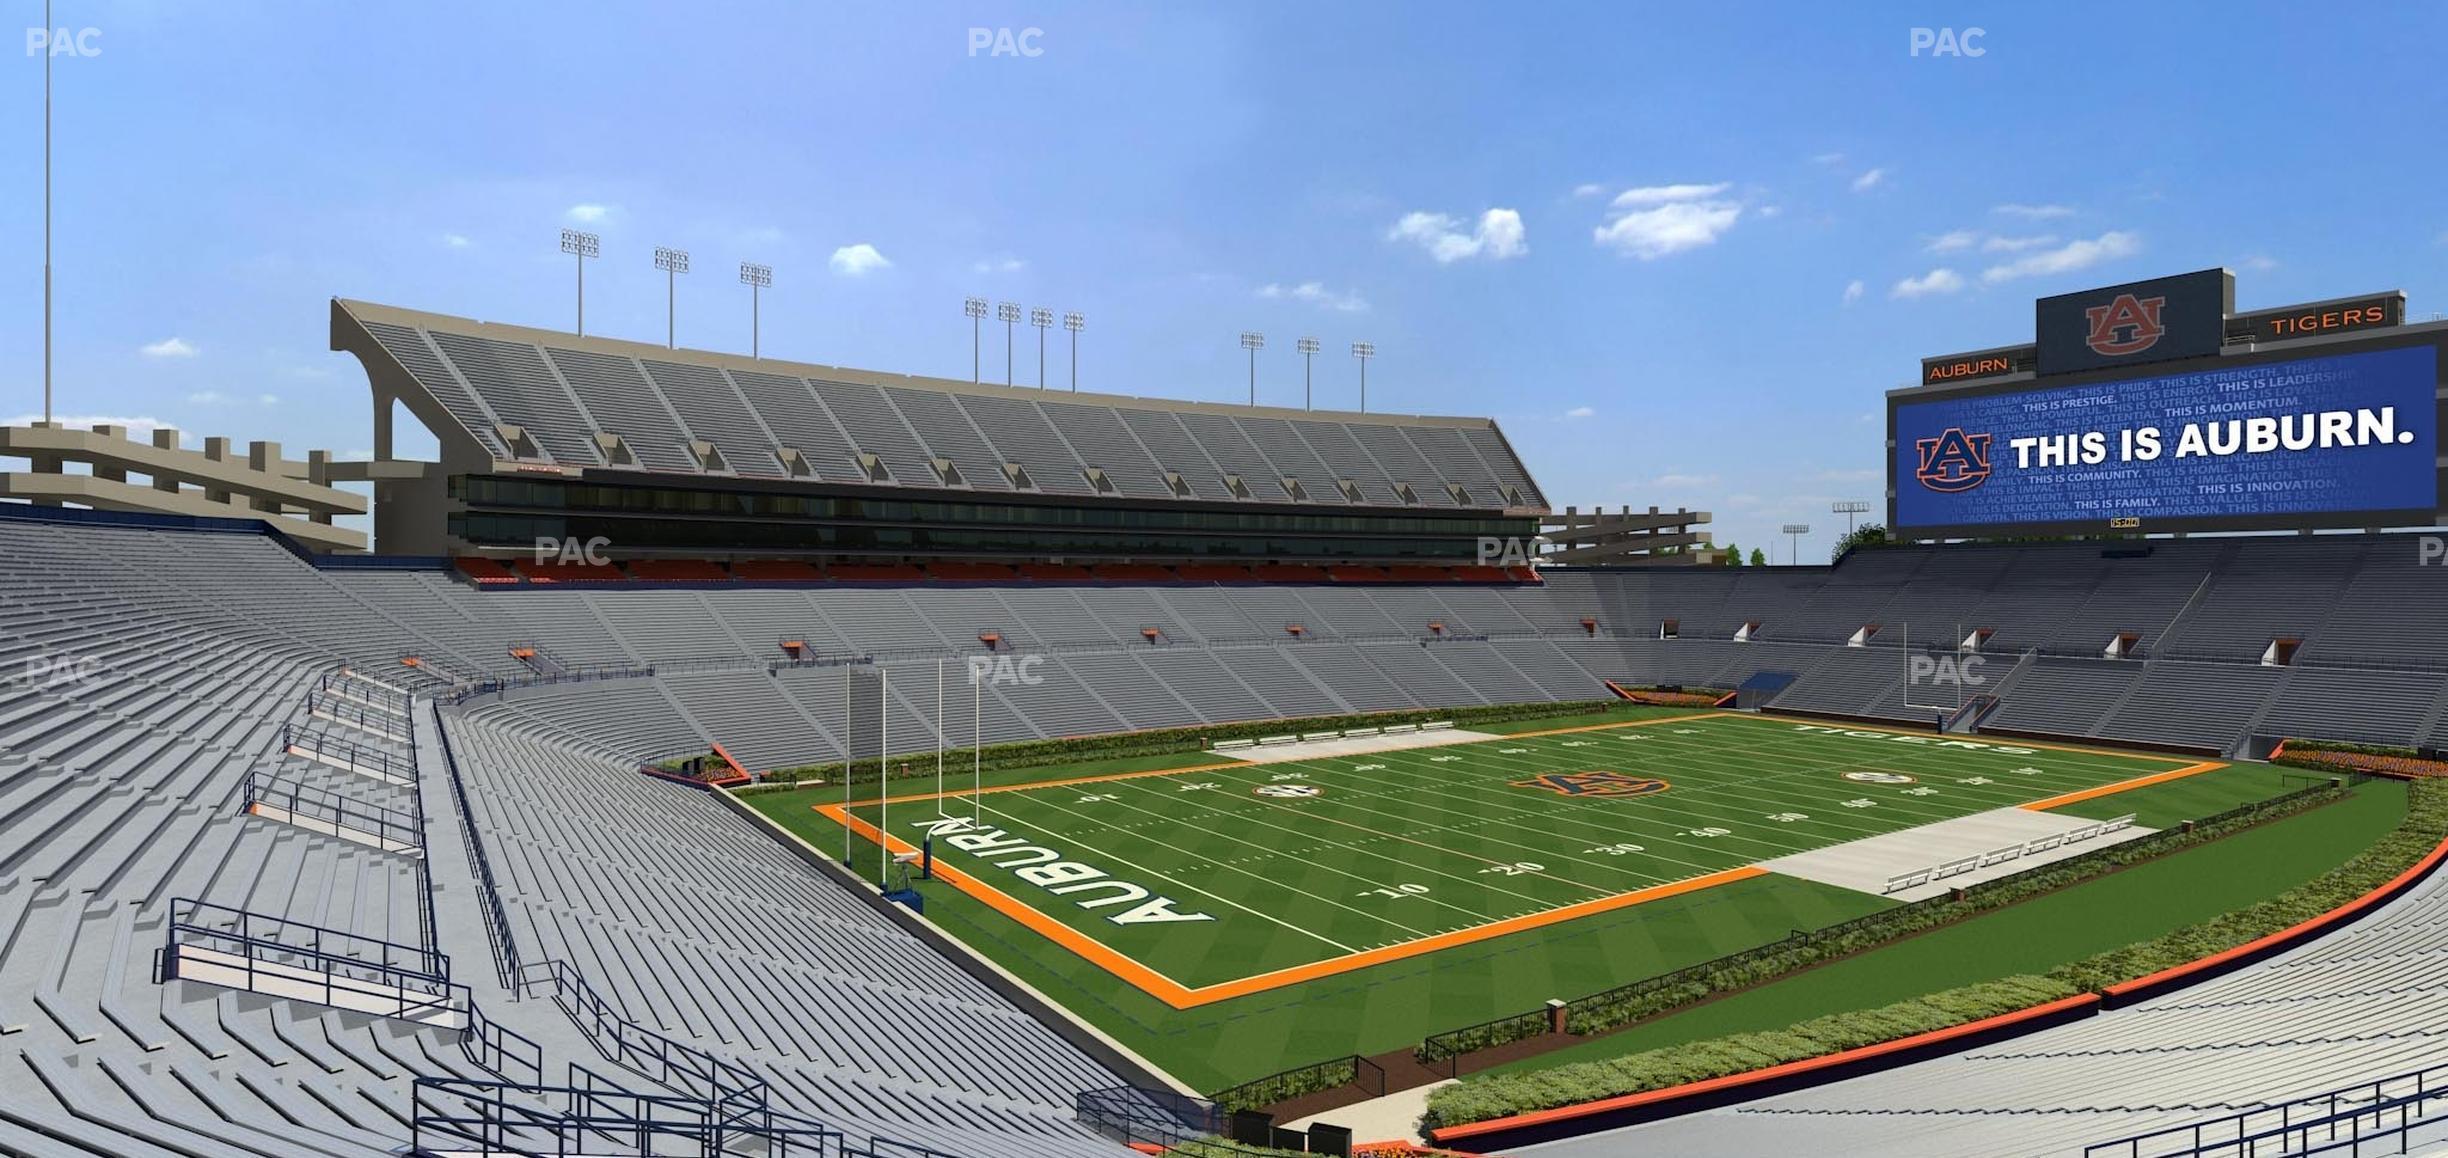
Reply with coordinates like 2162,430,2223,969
1512,770,1670,798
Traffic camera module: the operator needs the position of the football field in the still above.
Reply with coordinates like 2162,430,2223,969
821,713,2214,1008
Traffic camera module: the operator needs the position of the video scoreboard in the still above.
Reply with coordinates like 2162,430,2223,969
1889,270,2443,539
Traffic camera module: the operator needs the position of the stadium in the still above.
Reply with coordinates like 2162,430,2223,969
10,10,2448,1157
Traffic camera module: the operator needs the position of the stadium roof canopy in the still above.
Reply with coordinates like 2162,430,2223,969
332,299,1548,515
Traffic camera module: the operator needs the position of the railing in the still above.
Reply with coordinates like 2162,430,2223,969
317,668,412,715
240,766,425,854
2085,1060,2448,1157
1420,1008,1551,1067
162,897,459,1022
429,702,523,987
518,958,770,1108
303,691,411,742
411,1073,844,1158
1077,1084,1226,1148
1212,1054,1386,1112
280,720,410,781
431,660,660,707
460,999,545,1086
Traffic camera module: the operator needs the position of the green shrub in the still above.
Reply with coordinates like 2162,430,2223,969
1423,976,2077,1129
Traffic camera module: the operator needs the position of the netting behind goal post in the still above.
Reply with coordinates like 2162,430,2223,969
844,666,886,878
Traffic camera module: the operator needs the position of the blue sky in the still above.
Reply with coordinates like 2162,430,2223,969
6,1,2446,559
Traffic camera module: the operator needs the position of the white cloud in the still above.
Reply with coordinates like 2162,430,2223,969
1851,168,1887,192
141,337,197,359
1926,229,1978,254
1811,152,1847,166
1564,405,1595,420
1993,203,2075,220
1891,268,1966,299
828,243,892,276
2237,254,2279,272
442,233,471,249
1981,233,2057,253
1592,183,1743,259
565,203,611,224
972,256,1026,274
1610,183,1732,208
1386,208,1527,263
1257,281,1369,313
1570,183,1607,199
1980,230,2140,284
1756,204,1783,218
186,390,229,405
257,394,279,406
1842,279,1865,306
1652,472,1719,488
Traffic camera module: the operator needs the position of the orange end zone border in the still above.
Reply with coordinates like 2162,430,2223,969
805,711,2220,1009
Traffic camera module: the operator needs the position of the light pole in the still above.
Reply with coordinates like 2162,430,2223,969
1063,312,1084,391
997,301,1021,386
1781,523,1812,566
1351,341,1375,412
560,229,600,336
1240,332,1264,406
1029,307,1053,388
963,297,988,382
1296,337,1320,410
654,247,689,348
739,262,772,358
42,0,53,422
1831,500,1869,538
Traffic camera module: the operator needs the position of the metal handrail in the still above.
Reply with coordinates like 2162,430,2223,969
163,897,459,1021
429,703,522,986
240,766,424,853
2086,1061,2448,1157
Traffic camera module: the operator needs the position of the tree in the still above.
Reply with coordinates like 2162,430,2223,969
1749,547,1767,567
1722,541,1743,568
1833,522,1888,563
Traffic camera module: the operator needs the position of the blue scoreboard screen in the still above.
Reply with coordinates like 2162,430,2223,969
1890,342,2441,535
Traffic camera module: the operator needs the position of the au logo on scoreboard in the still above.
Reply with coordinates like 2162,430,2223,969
1512,770,1670,798
1914,427,1993,493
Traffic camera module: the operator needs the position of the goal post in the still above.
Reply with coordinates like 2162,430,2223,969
1899,621,1977,715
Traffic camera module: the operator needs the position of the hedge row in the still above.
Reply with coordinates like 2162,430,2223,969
1422,976,2078,1129
2283,737,2421,758
1210,1054,1368,1114
2275,748,2448,782
749,698,1629,789
1421,780,2448,1131
2052,777,2448,990
1416,782,2342,1062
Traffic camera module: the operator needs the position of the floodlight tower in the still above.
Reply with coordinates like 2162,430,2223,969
654,247,690,348
1351,341,1376,412
560,229,600,336
1296,337,1320,410
1240,332,1264,406
997,301,1022,386
1831,499,1870,538
739,262,772,358
1782,523,1812,566
963,297,988,382
1030,307,1053,388
1063,312,1084,391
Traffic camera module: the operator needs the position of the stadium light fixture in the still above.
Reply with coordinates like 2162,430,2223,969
1781,523,1812,566
654,247,690,348
739,262,773,358
1030,307,1054,388
963,297,989,382
560,229,601,336
1063,311,1084,391
1831,499,1870,537
1351,341,1376,412
1240,332,1265,406
41,0,52,422
997,301,1022,386
1296,337,1321,410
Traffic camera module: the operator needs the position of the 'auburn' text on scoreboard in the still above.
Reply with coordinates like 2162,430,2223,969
1890,344,2441,534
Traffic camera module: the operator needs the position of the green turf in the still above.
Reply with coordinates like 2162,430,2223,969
836,715,2187,990
2046,760,2313,828
1476,775,2407,1076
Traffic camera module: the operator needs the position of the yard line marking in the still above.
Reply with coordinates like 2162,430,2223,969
2018,760,2227,810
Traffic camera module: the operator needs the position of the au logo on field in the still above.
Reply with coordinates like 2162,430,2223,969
1512,770,1670,798
1842,770,1916,785
1253,783,1324,799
